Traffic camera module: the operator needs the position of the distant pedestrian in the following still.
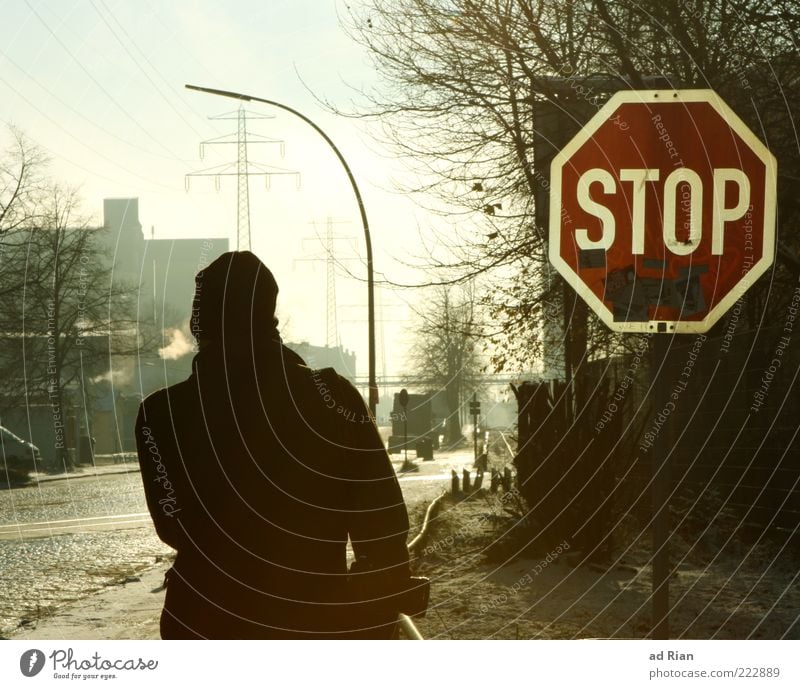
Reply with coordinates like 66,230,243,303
135,251,412,639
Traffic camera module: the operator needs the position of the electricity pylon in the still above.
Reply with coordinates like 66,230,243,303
186,104,299,250
296,218,357,347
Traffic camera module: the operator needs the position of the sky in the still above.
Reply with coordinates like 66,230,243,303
0,0,435,379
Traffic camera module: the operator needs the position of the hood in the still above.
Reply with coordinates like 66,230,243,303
191,251,280,345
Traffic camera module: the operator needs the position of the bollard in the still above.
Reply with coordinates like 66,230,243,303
462,468,471,493
502,466,512,492
451,469,460,495
474,470,483,490
490,468,500,493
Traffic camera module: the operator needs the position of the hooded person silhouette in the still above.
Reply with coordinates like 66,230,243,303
135,251,411,639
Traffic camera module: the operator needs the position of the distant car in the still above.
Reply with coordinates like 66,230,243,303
0,425,42,466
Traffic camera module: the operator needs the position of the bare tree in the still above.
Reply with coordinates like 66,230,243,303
334,1,800,563
336,0,800,387
0,185,150,470
0,127,47,239
408,282,483,445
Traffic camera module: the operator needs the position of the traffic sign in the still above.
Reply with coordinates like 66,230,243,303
549,90,777,333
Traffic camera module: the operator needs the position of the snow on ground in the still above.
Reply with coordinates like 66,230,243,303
411,494,800,640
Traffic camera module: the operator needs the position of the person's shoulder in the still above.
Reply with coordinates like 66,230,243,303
333,373,361,397
305,366,359,393
295,366,367,408
138,380,193,416
328,371,368,411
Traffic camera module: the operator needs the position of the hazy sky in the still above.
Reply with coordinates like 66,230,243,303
0,0,436,378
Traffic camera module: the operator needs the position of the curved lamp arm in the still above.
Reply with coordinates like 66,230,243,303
185,84,379,418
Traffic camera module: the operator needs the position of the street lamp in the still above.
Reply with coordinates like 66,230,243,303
185,84,379,418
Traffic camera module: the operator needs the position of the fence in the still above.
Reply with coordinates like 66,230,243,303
512,324,800,552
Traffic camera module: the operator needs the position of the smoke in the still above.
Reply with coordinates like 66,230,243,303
159,327,194,360
91,363,134,386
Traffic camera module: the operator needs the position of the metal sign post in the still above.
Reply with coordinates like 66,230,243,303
399,389,409,464
470,394,481,462
650,332,671,639
547,89,777,639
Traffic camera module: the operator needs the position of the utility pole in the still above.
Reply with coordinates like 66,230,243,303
470,393,481,462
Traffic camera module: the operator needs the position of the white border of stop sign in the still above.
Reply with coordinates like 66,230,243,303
549,89,777,334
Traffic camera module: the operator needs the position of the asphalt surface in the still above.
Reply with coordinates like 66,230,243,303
0,447,483,541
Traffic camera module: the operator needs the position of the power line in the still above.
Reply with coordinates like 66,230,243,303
0,87,177,193
91,0,211,141
0,51,179,162
23,0,185,162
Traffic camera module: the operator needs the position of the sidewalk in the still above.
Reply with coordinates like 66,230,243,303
29,460,141,485
10,562,168,640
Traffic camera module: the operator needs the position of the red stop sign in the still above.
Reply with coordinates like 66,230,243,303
549,90,777,333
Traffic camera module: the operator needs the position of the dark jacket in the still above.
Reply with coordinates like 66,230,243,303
135,338,410,639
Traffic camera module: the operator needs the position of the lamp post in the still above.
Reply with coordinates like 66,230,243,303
185,84,379,418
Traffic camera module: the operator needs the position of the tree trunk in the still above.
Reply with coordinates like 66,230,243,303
444,379,463,445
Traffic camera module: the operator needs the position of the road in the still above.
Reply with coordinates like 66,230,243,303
0,447,482,541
